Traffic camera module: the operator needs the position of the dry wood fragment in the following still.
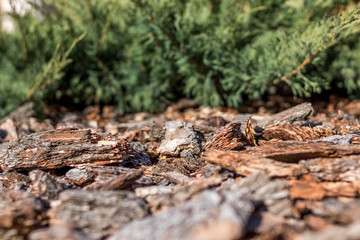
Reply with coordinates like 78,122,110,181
65,165,142,187
263,123,336,142
83,168,143,190
254,102,314,128
202,142,360,178
201,149,306,177
204,116,256,151
0,171,30,188
0,128,132,171
239,141,360,163
299,155,360,183
204,122,247,150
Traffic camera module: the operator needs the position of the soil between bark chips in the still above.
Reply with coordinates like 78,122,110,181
0,96,360,240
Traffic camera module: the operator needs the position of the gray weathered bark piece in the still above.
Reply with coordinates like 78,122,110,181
310,134,360,145
29,170,68,200
83,168,143,190
48,190,149,239
253,102,314,128
65,166,143,187
1,128,132,171
157,121,201,157
108,188,253,240
230,172,293,217
143,178,221,212
299,155,360,182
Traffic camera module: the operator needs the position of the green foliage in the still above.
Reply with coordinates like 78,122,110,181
0,0,360,118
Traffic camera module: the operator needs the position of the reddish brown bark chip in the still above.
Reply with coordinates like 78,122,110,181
201,141,360,179
201,149,306,177
288,179,358,200
288,180,327,200
204,116,256,151
263,123,336,142
0,171,30,188
0,128,132,171
0,189,46,236
236,141,360,163
204,122,246,150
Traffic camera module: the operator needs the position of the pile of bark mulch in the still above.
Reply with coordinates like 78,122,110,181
0,96,360,240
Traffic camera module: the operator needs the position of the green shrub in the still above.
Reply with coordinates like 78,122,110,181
0,0,359,118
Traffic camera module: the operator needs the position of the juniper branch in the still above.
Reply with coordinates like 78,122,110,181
131,0,207,75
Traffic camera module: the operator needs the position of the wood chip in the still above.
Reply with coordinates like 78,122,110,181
254,102,314,128
299,155,360,182
83,168,143,190
263,123,336,141
204,122,247,151
0,128,132,171
201,149,306,177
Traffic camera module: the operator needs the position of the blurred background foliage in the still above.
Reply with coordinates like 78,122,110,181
0,0,359,118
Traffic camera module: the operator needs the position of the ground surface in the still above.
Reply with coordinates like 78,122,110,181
0,95,360,240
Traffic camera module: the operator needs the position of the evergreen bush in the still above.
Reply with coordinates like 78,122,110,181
0,0,359,118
